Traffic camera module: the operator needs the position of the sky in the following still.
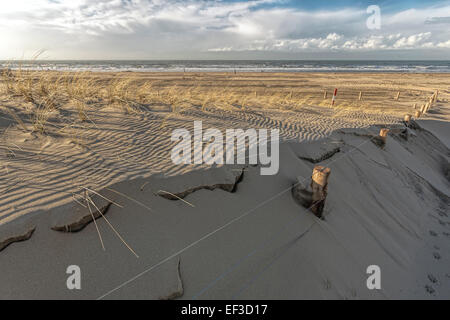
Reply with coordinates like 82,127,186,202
0,0,449,60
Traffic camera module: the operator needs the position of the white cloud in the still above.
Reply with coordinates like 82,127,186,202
437,40,450,48
0,0,449,59
393,32,432,48
208,31,450,52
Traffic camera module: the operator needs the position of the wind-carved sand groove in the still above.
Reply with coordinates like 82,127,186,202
159,259,184,300
0,227,35,252
298,147,341,164
157,167,245,200
51,201,112,233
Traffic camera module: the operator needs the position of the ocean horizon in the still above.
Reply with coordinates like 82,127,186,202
1,60,450,73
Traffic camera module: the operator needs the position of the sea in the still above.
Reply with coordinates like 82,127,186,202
1,60,449,73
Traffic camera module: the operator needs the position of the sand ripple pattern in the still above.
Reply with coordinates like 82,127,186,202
0,104,400,223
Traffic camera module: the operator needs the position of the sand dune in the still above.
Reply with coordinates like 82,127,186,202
0,120,448,299
0,72,449,299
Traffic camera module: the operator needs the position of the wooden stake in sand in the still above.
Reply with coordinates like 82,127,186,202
420,104,425,113
404,113,412,122
413,103,417,109
395,91,400,100
292,166,331,219
310,166,331,218
373,128,390,148
404,114,412,123
358,91,363,101
331,88,338,106
414,110,422,119
380,128,389,140
324,91,327,99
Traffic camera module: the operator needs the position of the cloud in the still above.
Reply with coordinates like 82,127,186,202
208,32,444,52
437,40,450,48
0,0,449,59
393,32,432,49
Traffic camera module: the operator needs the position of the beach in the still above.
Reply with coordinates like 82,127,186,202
0,71,449,299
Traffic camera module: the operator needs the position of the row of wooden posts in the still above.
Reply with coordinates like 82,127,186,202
301,89,439,219
322,89,439,107
250,89,437,107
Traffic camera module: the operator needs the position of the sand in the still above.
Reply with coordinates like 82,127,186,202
0,72,449,299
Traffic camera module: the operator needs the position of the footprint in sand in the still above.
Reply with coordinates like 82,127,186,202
433,252,441,260
428,274,438,284
323,279,332,290
425,285,435,295
429,230,438,237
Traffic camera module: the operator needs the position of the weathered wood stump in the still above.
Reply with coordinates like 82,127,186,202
310,166,331,218
414,110,422,119
380,128,389,139
372,128,390,148
292,166,331,219
404,114,411,123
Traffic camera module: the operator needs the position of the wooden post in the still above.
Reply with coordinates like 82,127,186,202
289,91,293,99
324,91,327,99
331,88,338,106
310,166,331,218
395,91,400,100
414,110,422,118
413,103,417,109
404,114,412,123
358,91,363,101
435,90,439,102
380,128,389,139
374,128,390,148
420,104,425,113
425,102,430,113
